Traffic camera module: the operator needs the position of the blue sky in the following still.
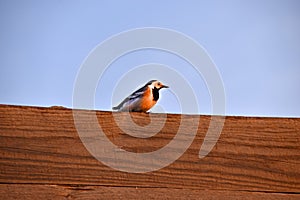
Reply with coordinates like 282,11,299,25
0,0,299,117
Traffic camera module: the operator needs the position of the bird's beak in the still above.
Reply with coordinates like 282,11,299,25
162,84,169,89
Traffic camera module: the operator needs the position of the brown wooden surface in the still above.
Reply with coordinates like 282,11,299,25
1,184,299,200
0,104,299,199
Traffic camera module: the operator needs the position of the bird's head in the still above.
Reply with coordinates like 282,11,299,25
147,80,169,90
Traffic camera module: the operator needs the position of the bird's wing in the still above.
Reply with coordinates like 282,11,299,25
112,85,147,110
128,85,146,100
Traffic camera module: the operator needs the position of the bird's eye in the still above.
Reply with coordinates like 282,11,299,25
157,82,161,86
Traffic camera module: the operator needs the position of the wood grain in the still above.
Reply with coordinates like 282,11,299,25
0,104,299,199
1,184,299,200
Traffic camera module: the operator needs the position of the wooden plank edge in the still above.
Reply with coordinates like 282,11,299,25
1,103,299,119
0,183,299,200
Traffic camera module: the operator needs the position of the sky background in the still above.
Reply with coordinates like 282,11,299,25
0,0,299,117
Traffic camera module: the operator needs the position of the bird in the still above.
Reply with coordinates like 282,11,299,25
112,80,169,112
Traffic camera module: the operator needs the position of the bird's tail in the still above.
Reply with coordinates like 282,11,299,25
112,106,119,110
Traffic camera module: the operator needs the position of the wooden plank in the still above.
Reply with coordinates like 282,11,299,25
0,184,299,200
0,105,299,194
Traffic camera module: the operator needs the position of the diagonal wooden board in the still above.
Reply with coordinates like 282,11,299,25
0,105,299,199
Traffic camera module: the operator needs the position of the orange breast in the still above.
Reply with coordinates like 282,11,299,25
139,88,157,112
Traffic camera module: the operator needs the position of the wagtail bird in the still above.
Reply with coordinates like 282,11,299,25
113,80,169,112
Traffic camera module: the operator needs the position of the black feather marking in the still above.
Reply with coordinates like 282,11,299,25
146,80,157,86
152,87,159,101
113,85,147,110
